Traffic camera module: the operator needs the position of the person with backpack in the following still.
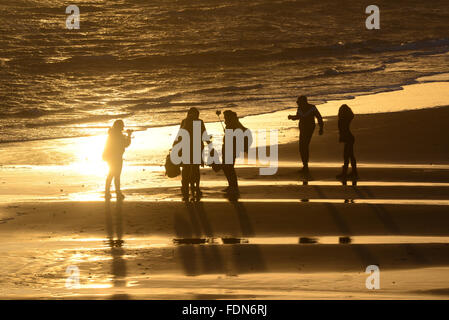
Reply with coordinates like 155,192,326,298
103,120,132,200
172,107,208,201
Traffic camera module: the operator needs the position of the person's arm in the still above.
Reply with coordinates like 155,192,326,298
172,120,185,147
315,107,324,135
201,121,211,144
124,131,132,148
288,106,301,120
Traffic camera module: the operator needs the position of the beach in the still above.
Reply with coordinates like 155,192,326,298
0,80,449,299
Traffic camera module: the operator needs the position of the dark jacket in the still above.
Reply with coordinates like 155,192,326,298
174,117,207,165
222,119,252,162
295,103,324,130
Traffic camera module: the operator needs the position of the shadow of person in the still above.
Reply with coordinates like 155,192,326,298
227,200,266,274
352,186,427,265
105,198,127,287
193,202,224,275
173,202,200,276
300,176,310,202
229,200,254,237
312,185,378,267
173,201,226,276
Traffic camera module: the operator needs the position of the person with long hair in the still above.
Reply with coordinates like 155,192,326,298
336,104,358,180
103,120,132,200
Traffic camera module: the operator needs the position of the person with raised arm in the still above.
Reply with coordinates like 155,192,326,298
288,95,323,176
103,120,132,200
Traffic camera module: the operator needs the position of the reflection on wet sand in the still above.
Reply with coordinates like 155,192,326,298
174,201,224,276
173,199,266,277
105,199,127,288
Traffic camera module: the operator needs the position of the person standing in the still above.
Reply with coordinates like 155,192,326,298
173,107,208,201
103,120,132,200
336,104,358,180
288,95,324,176
221,110,251,198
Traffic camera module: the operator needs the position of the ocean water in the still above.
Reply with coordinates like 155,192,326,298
0,0,449,143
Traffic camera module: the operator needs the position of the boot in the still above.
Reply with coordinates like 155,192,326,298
116,191,125,200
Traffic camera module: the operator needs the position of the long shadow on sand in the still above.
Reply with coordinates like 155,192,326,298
105,199,127,289
308,180,379,268
173,199,266,276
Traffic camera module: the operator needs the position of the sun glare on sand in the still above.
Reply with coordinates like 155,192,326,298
69,134,109,176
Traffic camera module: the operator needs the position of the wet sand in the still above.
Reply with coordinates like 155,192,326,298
0,105,449,299
279,106,449,164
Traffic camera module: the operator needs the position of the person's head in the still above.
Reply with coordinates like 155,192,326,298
297,95,308,106
186,107,199,120
338,104,354,120
223,110,238,127
111,119,125,132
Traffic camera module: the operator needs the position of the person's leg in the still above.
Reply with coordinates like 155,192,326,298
191,165,201,199
181,165,191,200
105,166,114,198
348,142,358,177
299,127,314,171
114,159,124,199
343,143,350,175
336,143,349,179
223,164,238,189
222,164,231,191
223,163,238,192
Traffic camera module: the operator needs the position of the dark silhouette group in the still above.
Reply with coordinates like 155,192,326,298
103,95,358,201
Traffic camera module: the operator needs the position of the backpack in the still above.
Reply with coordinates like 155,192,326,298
165,153,181,178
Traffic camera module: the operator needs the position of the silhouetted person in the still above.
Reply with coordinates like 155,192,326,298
174,107,208,201
288,95,323,175
222,110,250,198
336,104,358,180
103,120,132,200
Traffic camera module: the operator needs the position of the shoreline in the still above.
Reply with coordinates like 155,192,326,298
2,72,449,146
0,82,448,170
1,74,449,166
